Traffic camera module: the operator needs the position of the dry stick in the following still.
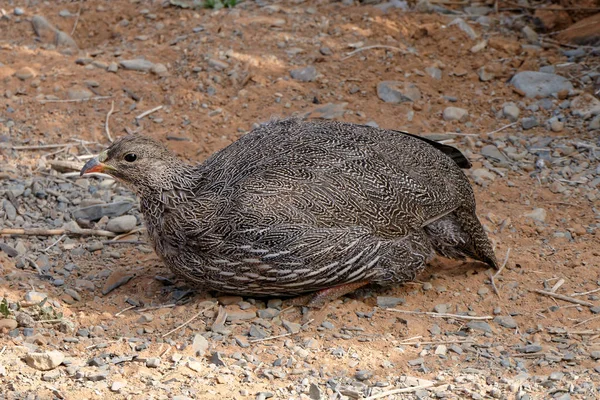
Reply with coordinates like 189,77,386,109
0,227,116,237
162,304,215,338
0,346,5,356
105,101,115,143
342,45,407,60
399,338,474,346
136,105,163,120
112,228,146,241
488,247,511,297
70,0,83,35
572,287,600,297
533,289,594,307
43,234,66,252
573,315,600,328
115,305,137,317
364,383,438,400
249,319,314,343
550,279,565,293
38,96,112,104
12,144,71,151
385,309,493,320
486,122,517,136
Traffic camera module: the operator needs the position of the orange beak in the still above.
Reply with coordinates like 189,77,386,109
80,150,113,176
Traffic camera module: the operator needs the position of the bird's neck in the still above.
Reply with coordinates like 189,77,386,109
135,159,199,199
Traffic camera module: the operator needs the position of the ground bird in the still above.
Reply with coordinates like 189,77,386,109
80,118,497,307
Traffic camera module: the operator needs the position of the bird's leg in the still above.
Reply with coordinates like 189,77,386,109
286,281,370,325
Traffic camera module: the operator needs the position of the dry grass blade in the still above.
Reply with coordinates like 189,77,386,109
342,45,407,60
488,247,511,297
38,95,112,104
162,303,215,338
385,309,492,320
533,289,594,307
364,383,439,400
105,100,115,143
0,228,116,237
249,319,314,343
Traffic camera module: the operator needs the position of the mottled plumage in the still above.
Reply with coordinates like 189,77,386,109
81,118,497,297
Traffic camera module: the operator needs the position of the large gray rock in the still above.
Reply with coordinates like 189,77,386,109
72,201,134,221
510,71,573,98
23,351,64,371
105,215,137,233
290,66,317,82
377,81,421,103
570,93,600,120
119,59,155,72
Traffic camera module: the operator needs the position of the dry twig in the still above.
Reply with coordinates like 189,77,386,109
488,247,511,296
136,105,163,120
71,0,83,35
342,45,407,60
162,304,215,338
364,383,439,400
385,309,493,320
486,122,517,136
533,289,594,307
573,315,600,328
249,319,314,343
105,100,115,143
571,287,600,297
115,305,137,317
38,96,112,104
0,227,116,238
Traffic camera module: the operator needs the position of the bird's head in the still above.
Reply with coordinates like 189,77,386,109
80,135,182,193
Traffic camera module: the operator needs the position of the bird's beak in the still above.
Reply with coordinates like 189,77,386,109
80,150,112,176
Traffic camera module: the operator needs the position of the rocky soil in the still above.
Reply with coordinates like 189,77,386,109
0,1,599,399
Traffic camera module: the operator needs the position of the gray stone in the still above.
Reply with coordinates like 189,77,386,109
494,315,517,329
449,18,478,40
521,117,539,130
283,320,301,334
208,59,228,70
408,357,424,366
108,62,118,73
106,215,137,233
376,296,405,308
425,67,442,80
442,107,469,122
524,208,546,223
549,117,564,132
15,67,36,80
3,200,17,221
226,309,255,322
307,102,347,120
309,383,322,400
25,291,47,303
590,351,600,360
192,334,209,356
42,369,61,382
14,7,25,16
67,86,94,100
503,103,520,122
549,371,564,381
510,71,573,98
257,308,280,319
151,63,168,76
522,26,539,43
290,66,317,82
146,357,160,368
111,381,126,392
209,351,225,366
72,201,134,221
466,321,493,333
589,115,600,131
377,81,421,103
355,370,373,381
570,93,600,119
119,59,154,72
480,145,509,164
249,325,268,339
517,344,543,353
433,304,447,314
23,351,64,370
478,67,494,81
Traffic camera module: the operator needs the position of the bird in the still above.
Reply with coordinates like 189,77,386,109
80,118,497,306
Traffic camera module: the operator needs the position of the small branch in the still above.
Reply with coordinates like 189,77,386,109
550,279,565,293
385,309,493,320
573,315,600,328
399,338,474,346
115,305,137,317
364,383,438,400
135,105,163,121
342,45,407,61
571,287,600,297
486,122,517,136
105,101,115,143
43,234,66,252
488,247,511,297
533,289,594,307
112,228,145,242
249,319,314,343
162,304,215,338
70,0,83,36
38,96,112,104
12,144,71,151
1,228,116,238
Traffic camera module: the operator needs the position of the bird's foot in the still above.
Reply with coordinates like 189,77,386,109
286,281,370,325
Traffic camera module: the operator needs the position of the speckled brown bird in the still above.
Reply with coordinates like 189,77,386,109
80,118,497,305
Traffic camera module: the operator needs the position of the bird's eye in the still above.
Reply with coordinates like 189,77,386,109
124,153,137,162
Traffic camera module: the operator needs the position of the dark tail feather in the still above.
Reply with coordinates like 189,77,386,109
391,130,472,169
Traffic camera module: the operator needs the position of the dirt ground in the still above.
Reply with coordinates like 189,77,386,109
0,0,599,399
